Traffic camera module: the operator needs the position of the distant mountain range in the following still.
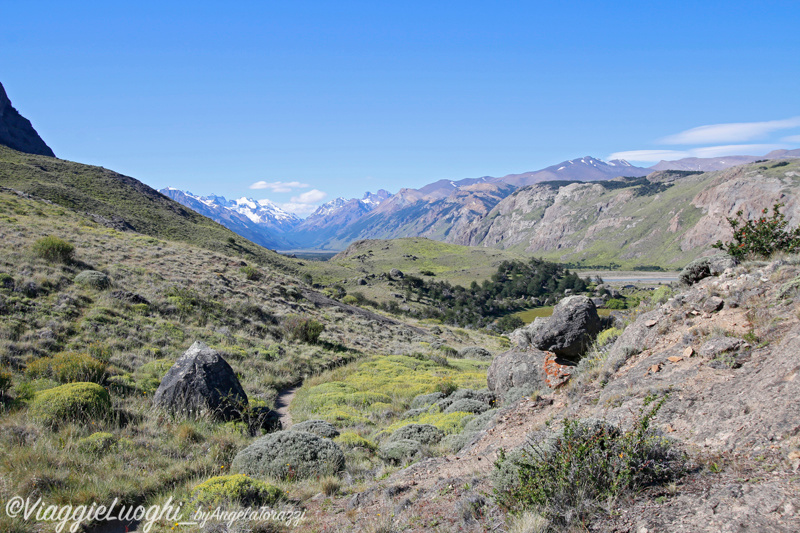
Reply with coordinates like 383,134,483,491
162,151,800,252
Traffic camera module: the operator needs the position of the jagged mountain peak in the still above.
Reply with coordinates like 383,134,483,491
0,81,55,157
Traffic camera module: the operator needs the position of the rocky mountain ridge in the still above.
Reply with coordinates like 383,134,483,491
0,82,54,157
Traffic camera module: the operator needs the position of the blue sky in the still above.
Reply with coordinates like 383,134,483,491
3,1,799,216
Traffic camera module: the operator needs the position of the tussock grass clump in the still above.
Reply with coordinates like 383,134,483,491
25,351,108,384
232,430,345,480
191,474,283,506
334,431,377,451
282,314,325,344
32,235,74,263
493,397,684,529
28,382,111,428
76,431,118,455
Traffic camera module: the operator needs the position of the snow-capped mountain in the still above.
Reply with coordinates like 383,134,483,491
159,188,301,249
289,190,392,247
494,156,650,188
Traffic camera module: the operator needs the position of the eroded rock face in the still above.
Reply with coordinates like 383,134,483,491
487,348,547,395
0,82,55,157
531,296,602,359
154,341,248,420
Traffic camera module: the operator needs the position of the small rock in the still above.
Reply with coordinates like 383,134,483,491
650,364,661,373
644,319,658,327
667,356,683,363
683,346,694,358
702,296,725,313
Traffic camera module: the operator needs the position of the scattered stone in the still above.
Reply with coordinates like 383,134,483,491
683,346,694,358
357,278,367,286
457,346,492,359
542,352,575,388
530,296,602,359
486,348,547,395
389,268,404,278
644,319,658,327
650,364,661,373
153,341,248,420
702,296,725,313
667,356,683,363
698,337,743,358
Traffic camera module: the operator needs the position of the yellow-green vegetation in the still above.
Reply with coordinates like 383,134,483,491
76,431,118,455
595,327,623,347
382,408,475,435
32,235,75,263
334,431,378,450
191,474,283,506
25,351,108,383
291,354,488,428
514,306,613,324
28,382,111,427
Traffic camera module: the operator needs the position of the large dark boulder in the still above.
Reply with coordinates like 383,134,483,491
153,341,248,420
487,348,547,395
531,296,602,359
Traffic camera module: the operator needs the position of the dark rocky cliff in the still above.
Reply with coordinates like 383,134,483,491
0,82,55,157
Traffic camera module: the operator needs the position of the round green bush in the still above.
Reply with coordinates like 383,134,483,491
378,439,421,465
334,431,377,451
387,423,444,445
410,392,445,409
77,432,118,455
29,382,111,428
444,398,490,415
231,430,345,480
191,474,283,506
26,352,107,384
74,270,111,289
32,236,75,263
282,315,325,344
291,419,340,439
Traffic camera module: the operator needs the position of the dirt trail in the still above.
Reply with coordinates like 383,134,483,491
274,385,300,429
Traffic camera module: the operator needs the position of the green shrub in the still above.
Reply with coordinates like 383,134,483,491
444,398,489,414
493,398,684,528
410,392,445,409
291,419,340,439
282,314,325,344
74,270,111,289
26,352,108,384
496,315,524,333
605,298,627,310
191,474,283,506
713,203,800,259
595,327,623,347
334,432,377,451
134,358,172,393
232,430,345,480
29,382,111,428
341,295,358,305
240,265,261,281
435,378,457,396
378,438,421,465
387,423,444,445
77,432,118,455
32,236,75,263
0,367,12,397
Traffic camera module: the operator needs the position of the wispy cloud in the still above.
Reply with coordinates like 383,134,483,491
660,117,800,145
249,180,309,192
782,134,800,143
279,202,320,216
291,189,327,203
611,144,789,163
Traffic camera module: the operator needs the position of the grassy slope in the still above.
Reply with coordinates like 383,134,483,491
0,145,296,273
302,237,528,304
0,189,507,532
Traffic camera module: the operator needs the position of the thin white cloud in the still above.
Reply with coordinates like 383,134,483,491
279,202,319,216
291,189,327,203
660,117,800,145
609,149,691,162
610,144,790,163
782,134,800,143
249,180,309,192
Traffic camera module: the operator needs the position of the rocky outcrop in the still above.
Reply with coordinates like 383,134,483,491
153,341,248,420
0,82,55,157
530,296,602,359
678,253,736,285
487,348,547,395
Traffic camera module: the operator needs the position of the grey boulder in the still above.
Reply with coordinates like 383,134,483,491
531,296,602,359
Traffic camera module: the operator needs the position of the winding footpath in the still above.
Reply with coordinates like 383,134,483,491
274,385,300,429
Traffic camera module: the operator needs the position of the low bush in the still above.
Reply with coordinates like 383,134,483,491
283,314,325,344
386,423,444,445
341,294,358,305
28,382,111,428
334,431,377,451
191,474,283,506
240,265,261,281
77,432,118,455
291,419,340,439
713,203,800,259
595,327,623,347
0,367,12,397
444,398,489,414
232,430,345,480
25,352,108,384
32,235,75,263
493,397,684,528
410,392,445,409
74,270,111,289
378,438,421,465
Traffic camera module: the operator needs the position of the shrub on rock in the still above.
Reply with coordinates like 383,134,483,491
29,382,111,428
232,430,345,480
291,419,340,439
